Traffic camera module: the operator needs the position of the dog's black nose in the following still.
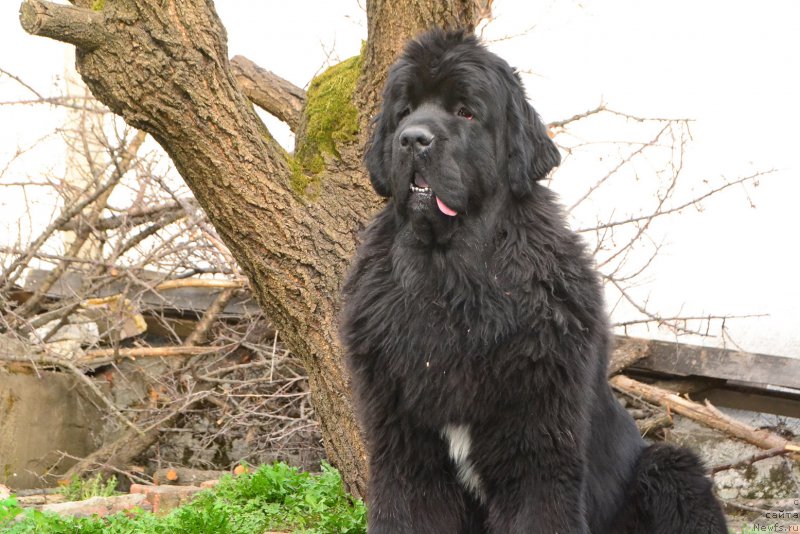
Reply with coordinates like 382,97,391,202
399,126,434,151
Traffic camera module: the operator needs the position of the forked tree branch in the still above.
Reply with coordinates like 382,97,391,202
231,56,306,132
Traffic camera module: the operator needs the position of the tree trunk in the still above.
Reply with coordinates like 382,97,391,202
20,0,485,498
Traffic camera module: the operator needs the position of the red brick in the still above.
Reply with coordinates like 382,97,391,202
129,483,202,515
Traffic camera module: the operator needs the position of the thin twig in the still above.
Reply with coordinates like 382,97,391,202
709,446,796,475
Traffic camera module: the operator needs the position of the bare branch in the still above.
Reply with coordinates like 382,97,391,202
710,446,797,475
548,103,607,130
61,201,190,232
19,0,106,50
606,277,752,338
568,122,671,213
0,130,147,291
153,279,245,291
614,313,767,330
577,170,772,233
0,67,45,99
611,375,800,452
183,287,238,346
80,346,221,366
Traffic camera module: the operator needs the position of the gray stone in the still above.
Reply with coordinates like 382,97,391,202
665,410,800,501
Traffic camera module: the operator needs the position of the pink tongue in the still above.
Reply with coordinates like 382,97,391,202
435,196,458,216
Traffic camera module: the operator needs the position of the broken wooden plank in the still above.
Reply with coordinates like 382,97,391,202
609,337,650,375
615,335,800,390
23,269,260,317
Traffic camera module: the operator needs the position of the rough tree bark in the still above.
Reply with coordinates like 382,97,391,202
20,0,486,498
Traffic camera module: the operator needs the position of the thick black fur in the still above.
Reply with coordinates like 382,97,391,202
340,29,727,534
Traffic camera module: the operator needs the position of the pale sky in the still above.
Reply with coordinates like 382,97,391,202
1,1,798,359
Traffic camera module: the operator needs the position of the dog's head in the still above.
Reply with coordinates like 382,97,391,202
365,29,560,245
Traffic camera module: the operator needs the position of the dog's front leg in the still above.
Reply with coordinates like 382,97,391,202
474,409,591,534
482,453,590,534
366,424,479,534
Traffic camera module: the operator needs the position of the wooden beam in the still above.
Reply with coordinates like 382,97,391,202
616,335,800,390
24,269,260,316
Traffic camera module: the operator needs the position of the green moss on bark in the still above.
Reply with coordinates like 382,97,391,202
291,54,361,196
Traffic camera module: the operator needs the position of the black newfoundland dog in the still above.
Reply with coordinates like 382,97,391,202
340,29,727,533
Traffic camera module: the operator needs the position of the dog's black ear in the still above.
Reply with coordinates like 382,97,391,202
364,112,392,198
506,76,561,197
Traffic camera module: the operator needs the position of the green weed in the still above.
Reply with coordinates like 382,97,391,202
0,496,23,526
0,462,365,534
59,473,119,501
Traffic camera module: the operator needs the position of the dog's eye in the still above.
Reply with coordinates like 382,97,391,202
457,107,474,120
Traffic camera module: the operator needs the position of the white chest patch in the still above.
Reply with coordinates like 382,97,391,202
442,424,485,502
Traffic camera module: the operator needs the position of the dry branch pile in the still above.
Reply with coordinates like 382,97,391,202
0,89,323,484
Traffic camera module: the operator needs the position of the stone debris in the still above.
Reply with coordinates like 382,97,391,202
36,493,150,518
129,483,203,515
